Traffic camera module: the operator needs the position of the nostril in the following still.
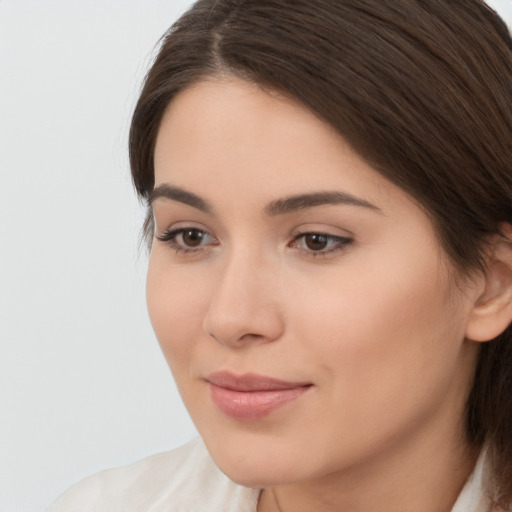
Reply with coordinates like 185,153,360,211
208,332,221,344
239,333,265,341
207,330,265,347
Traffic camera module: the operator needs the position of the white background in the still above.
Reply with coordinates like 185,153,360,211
1,1,511,511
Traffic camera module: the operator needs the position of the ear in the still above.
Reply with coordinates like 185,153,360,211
465,224,512,342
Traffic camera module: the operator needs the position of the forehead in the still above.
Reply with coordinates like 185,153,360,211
153,78,420,221
154,78,345,179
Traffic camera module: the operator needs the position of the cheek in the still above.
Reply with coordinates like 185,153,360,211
146,254,207,371
289,253,467,422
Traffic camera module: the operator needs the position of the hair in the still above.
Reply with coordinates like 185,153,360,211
129,0,512,507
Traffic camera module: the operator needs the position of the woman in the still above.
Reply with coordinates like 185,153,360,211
47,1,512,511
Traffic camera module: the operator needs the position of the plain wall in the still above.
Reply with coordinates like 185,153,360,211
0,3,198,511
1,1,511,511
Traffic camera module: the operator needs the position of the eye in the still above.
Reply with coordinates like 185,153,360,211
156,227,218,254
290,232,352,256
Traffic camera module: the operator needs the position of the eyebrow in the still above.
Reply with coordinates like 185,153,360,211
149,184,213,213
264,191,381,216
148,184,381,216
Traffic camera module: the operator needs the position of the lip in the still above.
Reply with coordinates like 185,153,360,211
205,371,312,420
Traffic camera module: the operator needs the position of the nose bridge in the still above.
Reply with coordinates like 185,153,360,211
202,244,283,346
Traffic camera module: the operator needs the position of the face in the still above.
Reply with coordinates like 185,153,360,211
148,78,479,488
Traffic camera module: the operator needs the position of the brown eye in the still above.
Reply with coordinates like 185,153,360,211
156,227,217,253
181,229,205,247
304,234,329,251
291,232,353,257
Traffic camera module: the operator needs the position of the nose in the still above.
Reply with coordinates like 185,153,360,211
202,250,285,347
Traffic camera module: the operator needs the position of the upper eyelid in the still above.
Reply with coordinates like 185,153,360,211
293,229,351,238
157,226,213,239
292,224,354,239
292,232,353,245
155,221,212,236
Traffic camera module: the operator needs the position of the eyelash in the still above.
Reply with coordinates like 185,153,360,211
289,232,353,257
156,228,353,258
156,228,218,255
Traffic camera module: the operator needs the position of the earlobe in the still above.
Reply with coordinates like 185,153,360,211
465,224,512,343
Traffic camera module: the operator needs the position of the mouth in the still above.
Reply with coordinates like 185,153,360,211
205,371,313,420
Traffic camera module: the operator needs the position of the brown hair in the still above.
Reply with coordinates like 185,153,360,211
129,0,512,506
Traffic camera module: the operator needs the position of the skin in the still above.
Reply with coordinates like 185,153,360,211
148,77,485,512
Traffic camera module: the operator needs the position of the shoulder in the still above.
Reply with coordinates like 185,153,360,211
46,438,260,512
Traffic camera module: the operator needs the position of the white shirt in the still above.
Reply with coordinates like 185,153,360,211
46,438,491,512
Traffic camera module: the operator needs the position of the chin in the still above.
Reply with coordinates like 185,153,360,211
218,460,296,489
204,437,311,488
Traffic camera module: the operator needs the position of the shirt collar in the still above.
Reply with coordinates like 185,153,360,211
451,448,491,512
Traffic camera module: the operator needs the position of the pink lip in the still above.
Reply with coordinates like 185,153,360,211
206,371,312,420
